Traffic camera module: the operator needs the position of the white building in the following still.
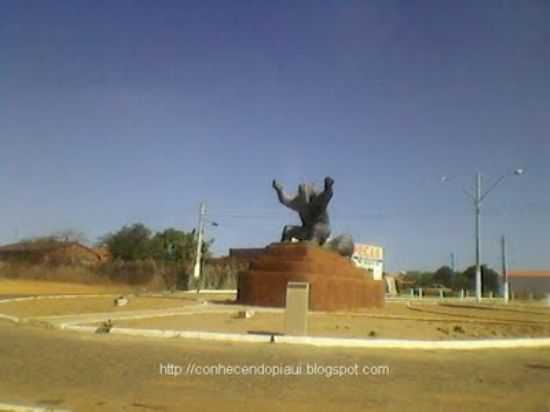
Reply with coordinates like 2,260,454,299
351,243,384,280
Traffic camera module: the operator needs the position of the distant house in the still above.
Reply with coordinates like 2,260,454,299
395,272,416,291
0,241,106,265
509,271,550,298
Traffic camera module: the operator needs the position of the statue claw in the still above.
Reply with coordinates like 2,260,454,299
272,179,283,191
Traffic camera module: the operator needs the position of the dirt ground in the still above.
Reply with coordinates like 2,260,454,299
0,296,194,318
0,279,232,318
1,279,550,411
0,278,132,296
1,322,550,411
2,286,549,339
105,305,550,339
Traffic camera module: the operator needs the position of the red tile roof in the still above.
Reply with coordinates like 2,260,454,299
0,241,103,260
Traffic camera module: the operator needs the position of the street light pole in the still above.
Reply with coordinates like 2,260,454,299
193,201,206,293
475,172,482,302
501,235,509,304
443,169,523,304
450,252,455,272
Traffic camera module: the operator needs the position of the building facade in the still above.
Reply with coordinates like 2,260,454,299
509,271,550,298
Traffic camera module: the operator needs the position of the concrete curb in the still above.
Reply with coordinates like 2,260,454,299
3,294,550,350
37,308,199,326
54,308,238,328
63,324,272,343
273,335,550,350
60,325,98,334
40,304,282,328
440,302,550,316
0,313,19,323
60,323,550,349
110,327,272,342
0,401,70,411
0,294,123,304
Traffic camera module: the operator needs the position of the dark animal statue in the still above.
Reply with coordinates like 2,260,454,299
272,176,354,257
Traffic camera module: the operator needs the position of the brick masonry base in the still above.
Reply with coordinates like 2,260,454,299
237,243,385,311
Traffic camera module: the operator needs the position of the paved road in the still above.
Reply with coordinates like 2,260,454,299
1,322,550,411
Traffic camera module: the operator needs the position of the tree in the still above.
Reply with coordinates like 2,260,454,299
99,224,212,264
100,223,153,261
452,272,470,291
403,271,434,287
433,266,454,288
150,228,196,263
481,265,500,294
411,271,434,287
459,265,500,294
459,266,477,291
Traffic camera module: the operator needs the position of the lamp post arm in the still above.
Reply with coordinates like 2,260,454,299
480,174,508,202
461,187,476,202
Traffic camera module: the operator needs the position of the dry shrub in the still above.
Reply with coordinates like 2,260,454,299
201,258,248,290
154,262,187,290
0,262,109,285
96,259,188,291
97,259,156,285
0,257,241,291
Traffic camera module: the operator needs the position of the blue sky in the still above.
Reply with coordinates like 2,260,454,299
1,1,549,272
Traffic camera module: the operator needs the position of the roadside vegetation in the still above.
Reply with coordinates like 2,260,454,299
0,224,243,290
399,265,501,295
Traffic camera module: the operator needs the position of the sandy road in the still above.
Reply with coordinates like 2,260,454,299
1,321,550,412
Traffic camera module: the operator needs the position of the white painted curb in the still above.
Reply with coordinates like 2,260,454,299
63,324,272,343
274,335,550,350
4,294,550,350
111,327,272,342
45,310,196,326
62,325,98,334
63,323,550,349
0,313,19,323
54,308,236,327
0,294,122,304
0,401,70,411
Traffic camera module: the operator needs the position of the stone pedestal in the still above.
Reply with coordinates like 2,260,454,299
237,243,385,311
285,282,309,335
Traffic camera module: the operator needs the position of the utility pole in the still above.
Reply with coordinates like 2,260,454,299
192,201,206,293
450,252,456,272
501,235,509,304
475,172,482,302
